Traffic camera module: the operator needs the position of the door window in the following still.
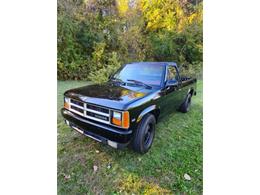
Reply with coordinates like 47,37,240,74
167,66,178,82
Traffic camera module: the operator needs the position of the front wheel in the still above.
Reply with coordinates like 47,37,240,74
132,114,156,154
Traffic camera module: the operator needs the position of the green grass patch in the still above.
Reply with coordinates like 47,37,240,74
57,80,203,194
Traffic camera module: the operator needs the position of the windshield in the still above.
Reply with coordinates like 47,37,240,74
113,63,165,86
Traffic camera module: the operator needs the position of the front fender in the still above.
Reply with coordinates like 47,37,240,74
136,105,157,123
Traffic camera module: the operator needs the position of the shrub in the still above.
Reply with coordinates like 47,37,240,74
57,0,203,80
88,52,121,83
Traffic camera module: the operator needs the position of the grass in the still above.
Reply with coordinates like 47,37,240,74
57,80,203,194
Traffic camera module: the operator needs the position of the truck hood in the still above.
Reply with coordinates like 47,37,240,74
64,82,155,110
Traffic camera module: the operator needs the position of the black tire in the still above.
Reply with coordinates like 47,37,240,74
132,114,156,154
179,93,192,113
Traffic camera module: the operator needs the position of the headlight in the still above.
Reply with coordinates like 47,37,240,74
113,112,121,119
112,111,121,126
64,97,70,109
112,111,129,129
64,97,70,103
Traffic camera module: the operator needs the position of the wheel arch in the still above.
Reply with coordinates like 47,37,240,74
137,105,160,123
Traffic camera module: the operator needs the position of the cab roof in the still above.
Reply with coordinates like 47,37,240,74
128,62,177,67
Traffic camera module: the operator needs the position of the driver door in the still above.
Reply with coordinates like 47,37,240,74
159,65,183,116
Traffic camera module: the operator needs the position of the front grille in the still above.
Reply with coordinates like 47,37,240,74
70,105,84,114
86,111,109,121
87,104,109,114
71,99,84,107
68,98,110,124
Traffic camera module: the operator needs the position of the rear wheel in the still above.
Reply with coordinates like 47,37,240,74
179,93,192,113
132,114,156,154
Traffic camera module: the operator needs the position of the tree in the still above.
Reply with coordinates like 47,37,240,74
57,0,203,80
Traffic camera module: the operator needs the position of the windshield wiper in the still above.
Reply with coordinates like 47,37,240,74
110,78,126,85
127,79,152,89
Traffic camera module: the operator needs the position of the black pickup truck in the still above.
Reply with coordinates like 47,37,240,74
61,62,197,153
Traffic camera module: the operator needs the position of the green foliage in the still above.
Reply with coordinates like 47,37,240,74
57,0,203,80
91,42,107,71
141,0,184,31
117,25,147,62
88,51,121,83
147,26,202,72
57,13,89,80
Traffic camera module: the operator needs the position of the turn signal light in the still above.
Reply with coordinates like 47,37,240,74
112,117,121,126
122,111,129,129
64,102,69,109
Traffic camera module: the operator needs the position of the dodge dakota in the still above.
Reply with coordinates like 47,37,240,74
61,62,197,153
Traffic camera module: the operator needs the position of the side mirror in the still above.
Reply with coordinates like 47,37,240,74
166,80,178,87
